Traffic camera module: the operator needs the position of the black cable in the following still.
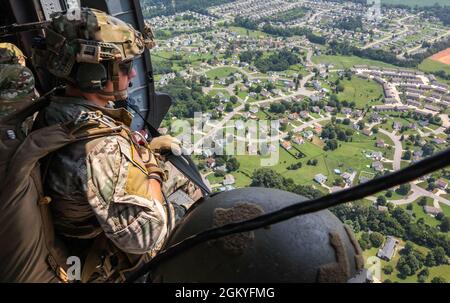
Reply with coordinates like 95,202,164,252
126,147,450,282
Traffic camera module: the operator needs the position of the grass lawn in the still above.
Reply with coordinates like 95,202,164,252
228,26,268,38
419,58,450,74
440,203,450,218
336,77,384,109
232,130,387,189
418,58,450,85
206,67,239,79
400,198,441,228
312,55,398,69
360,234,450,283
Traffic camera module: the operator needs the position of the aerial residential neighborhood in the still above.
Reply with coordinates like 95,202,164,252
140,0,450,283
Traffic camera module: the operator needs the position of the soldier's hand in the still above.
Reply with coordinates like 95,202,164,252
149,135,182,156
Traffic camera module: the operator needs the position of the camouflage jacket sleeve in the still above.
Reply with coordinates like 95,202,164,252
85,135,168,255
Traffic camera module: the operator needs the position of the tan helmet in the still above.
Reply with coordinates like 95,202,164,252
0,43,26,65
32,7,155,101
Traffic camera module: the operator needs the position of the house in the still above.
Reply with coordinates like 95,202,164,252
311,106,321,113
281,140,292,150
314,174,328,184
377,205,389,212
288,112,299,120
324,106,335,113
341,172,352,184
314,124,322,134
292,135,304,145
376,139,385,148
223,174,235,186
202,149,214,158
300,111,309,119
247,106,258,114
215,164,227,173
393,121,402,130
280,117,289,125
377,236,399,261
303,130,314,140
341,107,352,115
424,206,442,216
367,151,383,160
372,161,384,172
436,179,448,190
206,157,216,168
362,128,373,136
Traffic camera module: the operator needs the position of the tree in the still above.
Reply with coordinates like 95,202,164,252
431,247,447,265
422,143,435,157
383,264,393,275
334,177,344,187
230,96,238,104
425,252,436,267
385,190,393,198
377,195,387,206
440,217,450,232
225,157,240,172
431,276,447,283
417,268,429,283
214,170,225,178
225,103,233,112
369,232,384,248
418,197,427,206
403,150,411,160
244,103,250,111
396,184,411,196
251,168,285,190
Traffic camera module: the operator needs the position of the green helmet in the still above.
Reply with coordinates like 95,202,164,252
0,43,25,65
0,64,36,120
32,7,155,100
151,188,366,283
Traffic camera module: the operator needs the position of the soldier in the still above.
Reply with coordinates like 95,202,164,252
31,8,202,282
0,43,37,120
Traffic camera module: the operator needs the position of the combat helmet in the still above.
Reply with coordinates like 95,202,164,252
150,187,367,283
0,43,36,120
32,7,155,101
0,43,26,65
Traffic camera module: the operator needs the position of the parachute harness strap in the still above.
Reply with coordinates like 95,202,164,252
126,147,450,282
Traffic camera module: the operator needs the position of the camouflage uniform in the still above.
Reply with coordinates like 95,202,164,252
30,8,204,281
0,43,36,120
40,97,168,254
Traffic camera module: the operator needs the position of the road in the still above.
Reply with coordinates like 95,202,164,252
376,127,450,206
362,16,412,50
378,128,403,171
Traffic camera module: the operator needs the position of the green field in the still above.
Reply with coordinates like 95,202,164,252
228,26,268,38
419,58,450,75
312,55,398,69
206,67,239,79
337,77,384,109
400,198,441,227
232,130,391,189
361,235,450,283
382,0,450,6
419,58,450,85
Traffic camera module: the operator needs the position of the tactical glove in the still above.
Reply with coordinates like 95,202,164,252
149,135,182,156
